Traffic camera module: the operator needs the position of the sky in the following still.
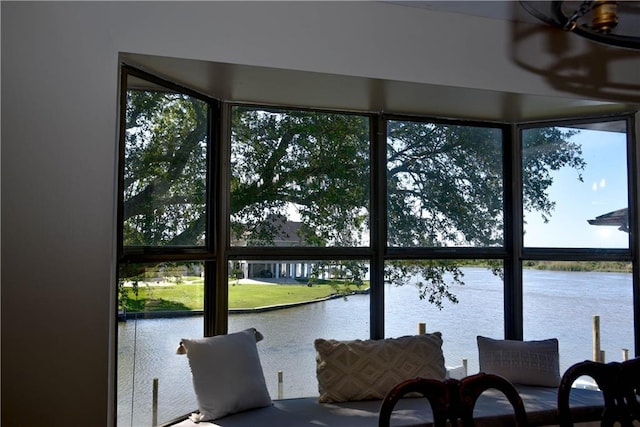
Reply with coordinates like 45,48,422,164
523,125,630,248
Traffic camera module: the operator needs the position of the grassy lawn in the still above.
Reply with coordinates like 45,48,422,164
120,281,350,312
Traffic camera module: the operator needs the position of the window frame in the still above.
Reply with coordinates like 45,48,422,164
117,64,639,342
517,114,639,350
117,65,221,263
116,63,640,425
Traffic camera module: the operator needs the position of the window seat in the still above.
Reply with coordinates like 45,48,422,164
168,385,604,427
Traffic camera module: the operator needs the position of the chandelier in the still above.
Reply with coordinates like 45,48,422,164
520,1,640,49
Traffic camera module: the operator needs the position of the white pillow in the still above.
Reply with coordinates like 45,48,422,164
315,333,446,403
477,335,560,387
182,328,271,421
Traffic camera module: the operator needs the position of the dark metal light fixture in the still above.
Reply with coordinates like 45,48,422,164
520,1,640,49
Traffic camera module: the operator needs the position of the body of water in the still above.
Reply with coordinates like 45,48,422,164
117,268,634,426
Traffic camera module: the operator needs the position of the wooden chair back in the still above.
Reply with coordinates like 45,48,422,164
379,373,528,427
458,373,529,426
558,358,640,427
378,377,453,427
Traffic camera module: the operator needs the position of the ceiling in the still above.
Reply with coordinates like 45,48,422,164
124,52,632,125
385,1,540,23
121,1,639,126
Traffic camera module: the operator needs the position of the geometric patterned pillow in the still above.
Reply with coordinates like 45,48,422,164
477,335,560,387
315,333,446,403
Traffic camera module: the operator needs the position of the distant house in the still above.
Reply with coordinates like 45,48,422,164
587,208,630,233
232,217,314,281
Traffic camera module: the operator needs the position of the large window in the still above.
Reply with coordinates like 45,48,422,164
117,67,217,426
523,261,633,374
521,120,633,375
522,122,629,248
121,74,210,249
386,120,504,247
227,106,372,399
230,107,370,248
117,262,204,426
228,259,370,399
116,65,638,427
384,260,504,375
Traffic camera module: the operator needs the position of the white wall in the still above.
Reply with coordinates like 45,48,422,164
1,2,637,426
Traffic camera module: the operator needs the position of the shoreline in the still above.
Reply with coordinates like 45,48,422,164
118,288,370,321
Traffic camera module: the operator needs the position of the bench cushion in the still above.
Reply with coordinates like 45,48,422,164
168,386,604,427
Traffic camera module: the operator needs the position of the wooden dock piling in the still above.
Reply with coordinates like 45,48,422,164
152,378,159,426
593,315,603,362
418,322,426,335
278,371,284,399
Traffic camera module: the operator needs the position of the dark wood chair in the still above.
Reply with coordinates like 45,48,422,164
379,373,528,427
558,358,640,427
458,373,529,426
378,377,454,427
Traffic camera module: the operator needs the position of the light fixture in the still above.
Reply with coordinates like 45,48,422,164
520,1,640,49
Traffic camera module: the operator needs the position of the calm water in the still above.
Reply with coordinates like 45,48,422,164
117,268,634,426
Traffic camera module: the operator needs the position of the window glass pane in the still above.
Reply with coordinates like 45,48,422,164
387,121,503,247
117,262,204,426
123,86,208,247
523,261,633,375
384,260,504,376
522,122,629,248
228,260,370,398
230,107,370,247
